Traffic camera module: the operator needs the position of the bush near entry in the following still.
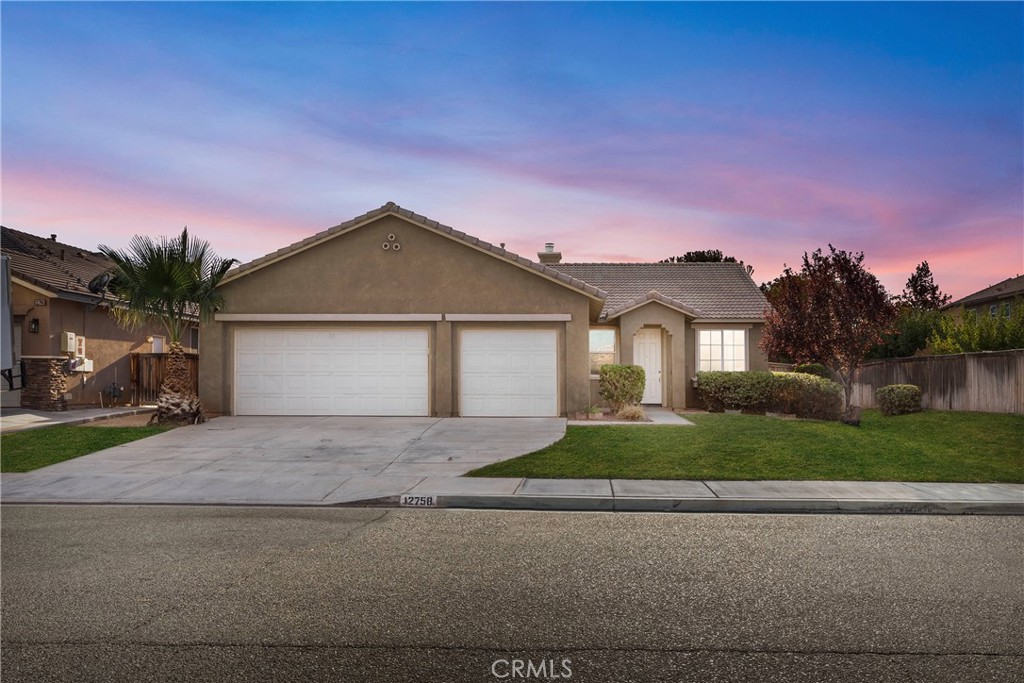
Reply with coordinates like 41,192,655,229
695,371,843,421
875,384,923,416
598,364,645,413
694,371,776,414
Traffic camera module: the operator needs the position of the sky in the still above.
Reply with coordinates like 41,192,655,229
2,1,1022,300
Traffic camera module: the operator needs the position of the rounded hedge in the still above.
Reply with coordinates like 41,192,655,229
695,371,843,421
875,384,922,416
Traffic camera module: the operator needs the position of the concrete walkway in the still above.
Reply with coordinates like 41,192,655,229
1,406,157,433
567,406,695,426
0,416,567,505
1,410,1020,514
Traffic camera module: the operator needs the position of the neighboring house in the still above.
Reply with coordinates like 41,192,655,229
944,275,1024,318
200,203,768,417
0,226,187,408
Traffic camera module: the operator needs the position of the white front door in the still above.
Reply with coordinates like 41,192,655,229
634,328,663,405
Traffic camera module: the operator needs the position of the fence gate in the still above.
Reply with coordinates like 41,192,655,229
130,353,199,404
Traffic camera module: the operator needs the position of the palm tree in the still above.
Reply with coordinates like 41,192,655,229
99,229,236,424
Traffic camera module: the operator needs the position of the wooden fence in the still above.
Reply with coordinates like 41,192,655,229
130,353,199,405
851,350,1024,414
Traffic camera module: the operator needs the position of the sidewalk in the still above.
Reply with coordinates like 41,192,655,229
1,407,1020,515
382,478,1024,515
1,406,156,433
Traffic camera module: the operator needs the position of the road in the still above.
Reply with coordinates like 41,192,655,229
2,506,1021,682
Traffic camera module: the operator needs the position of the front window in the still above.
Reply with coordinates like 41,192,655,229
698,329,747,371
589,329,616,375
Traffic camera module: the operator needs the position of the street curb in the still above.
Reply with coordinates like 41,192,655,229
1,497,1019,515
324,494,1024,515
428,495,1023,515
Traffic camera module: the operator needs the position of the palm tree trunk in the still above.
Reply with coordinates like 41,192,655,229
153,341,205,424
163,341,192,395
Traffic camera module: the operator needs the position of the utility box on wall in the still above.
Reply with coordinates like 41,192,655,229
70,358,94,373
61,332,77,353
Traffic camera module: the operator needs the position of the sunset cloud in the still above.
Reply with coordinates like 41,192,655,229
2,2,1020,300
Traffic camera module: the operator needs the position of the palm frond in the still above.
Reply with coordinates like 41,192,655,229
99,228,238,342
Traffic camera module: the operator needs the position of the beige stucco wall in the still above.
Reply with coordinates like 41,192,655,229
687,321,768,407
201,214,595,416
586,307,769,411
619,303,689,409
11,283,167,406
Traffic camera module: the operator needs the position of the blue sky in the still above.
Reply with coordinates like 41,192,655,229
3,1,1021,298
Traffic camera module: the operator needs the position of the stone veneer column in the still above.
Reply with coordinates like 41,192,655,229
20,356,69,411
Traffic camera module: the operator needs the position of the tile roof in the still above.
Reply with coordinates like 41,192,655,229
548,262,768,320
1,226,114,298
224,203,609,315
946,275,1024,309
225,204,767,322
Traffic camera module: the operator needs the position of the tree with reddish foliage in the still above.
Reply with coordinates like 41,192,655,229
760,245,897,423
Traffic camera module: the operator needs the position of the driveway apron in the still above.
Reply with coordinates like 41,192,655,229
0,416,566,505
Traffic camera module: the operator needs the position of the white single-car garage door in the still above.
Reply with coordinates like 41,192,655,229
234,328,429,416
460,330,558,417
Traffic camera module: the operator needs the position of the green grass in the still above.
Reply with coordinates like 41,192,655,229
1,425,171,473
469,410,1024,483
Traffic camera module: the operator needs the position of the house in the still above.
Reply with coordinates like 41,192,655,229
944,275,1024,318
0,226,181,409
199,203,768,417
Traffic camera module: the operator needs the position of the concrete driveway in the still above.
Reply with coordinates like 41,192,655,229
0,416,566,505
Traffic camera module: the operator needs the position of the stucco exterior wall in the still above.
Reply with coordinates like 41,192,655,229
11,283,172,407
201,215,595,416
618,303,690,409
686,322,769,407
586,314,769,411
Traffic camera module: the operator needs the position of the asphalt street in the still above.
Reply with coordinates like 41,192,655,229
2,506,1021,683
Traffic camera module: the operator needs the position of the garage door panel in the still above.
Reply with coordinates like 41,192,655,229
235,329,428,416
460,330,558,417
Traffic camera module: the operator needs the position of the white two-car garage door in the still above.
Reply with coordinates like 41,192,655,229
234,329,428,416
460,330,557,417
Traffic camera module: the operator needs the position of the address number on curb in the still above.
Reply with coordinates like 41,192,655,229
400,494,437,507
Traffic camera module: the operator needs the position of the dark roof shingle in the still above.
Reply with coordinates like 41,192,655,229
946,275,1024,309
548,262,768,320
1,226,113,297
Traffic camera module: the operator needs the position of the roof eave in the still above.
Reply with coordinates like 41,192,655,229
219,203,610,307
605,291,703,320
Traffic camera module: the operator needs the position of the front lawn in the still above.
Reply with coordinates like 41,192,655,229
469,410,1024,482
1,425,171,473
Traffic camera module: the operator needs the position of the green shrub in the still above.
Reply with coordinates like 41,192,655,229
792,363,833,380
697,371,844,421
599,364,645,412
772,372,843,421
695,371,776,415
875,384,923,416
929,300,1024,353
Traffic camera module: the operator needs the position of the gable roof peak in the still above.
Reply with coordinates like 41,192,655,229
221,205,609,314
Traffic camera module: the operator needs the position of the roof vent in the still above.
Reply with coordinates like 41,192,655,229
50,234,57,242
537,243,562,265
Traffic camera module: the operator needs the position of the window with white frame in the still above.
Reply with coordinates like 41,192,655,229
589,329,617,375
698,329,747,371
